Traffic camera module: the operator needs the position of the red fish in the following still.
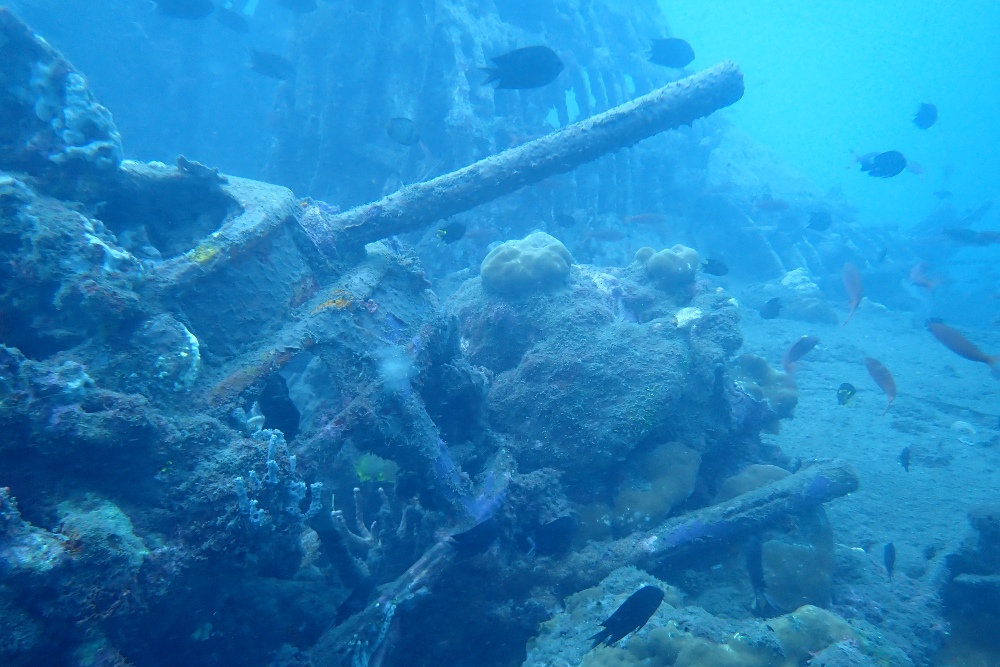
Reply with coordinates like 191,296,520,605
782,335,820,373
926,321,1000,377
623,213,666,225
842,263,863,325
865,357,896,415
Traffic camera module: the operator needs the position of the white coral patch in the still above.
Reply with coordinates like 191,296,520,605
674,307,703,330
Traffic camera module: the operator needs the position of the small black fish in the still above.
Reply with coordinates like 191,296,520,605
837,382,856,406
385,117,420,146
806,210,833,232
899,446,911,472
155,0,214,19
759,298,782,320
251,50,294,80
746,535,783,617
481,46,564,89
436,222,466,244
648,38,695,68
451,517,499,557
335,576,377,625
701,258,728,276
553,213,577,228
533,516,577,558
214,6,250,32
884,542,896,579
589,585,664,649
257,374,300,440
913,103,937,130
279,0,318,12
861,151,907,178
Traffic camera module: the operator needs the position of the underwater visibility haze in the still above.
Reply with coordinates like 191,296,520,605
1,1,999,666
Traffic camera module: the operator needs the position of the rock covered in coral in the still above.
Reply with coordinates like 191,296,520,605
130,314,202,395
526,565,872,667
747,268,838,324
452,256,743,493
613,442,701,533
524,566,681,667
943,503,1000,617
0,174,145,356
0,9,122,190
732,354,798,432
762,534,835,612
0,487,68,578
0,344,163,451
480,231,574,295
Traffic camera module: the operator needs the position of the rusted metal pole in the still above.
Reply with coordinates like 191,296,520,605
299,61,744,256
558,458,859,591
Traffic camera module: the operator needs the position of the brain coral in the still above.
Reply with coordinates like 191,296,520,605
645,244,699,287
480,232,573,295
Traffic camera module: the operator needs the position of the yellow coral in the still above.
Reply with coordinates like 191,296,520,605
189,242,220,264
580,605,861,667
614,442,700,533
311,289,354,314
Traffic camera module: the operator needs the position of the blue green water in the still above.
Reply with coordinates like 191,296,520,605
668,0,1000,227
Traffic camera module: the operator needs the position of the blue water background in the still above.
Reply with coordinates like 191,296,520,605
666,0,1000,228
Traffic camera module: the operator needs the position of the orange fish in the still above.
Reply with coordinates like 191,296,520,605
842,262,863,325
908,262,940,291
623,213,666,225
782,335,820,373
865,357,896,415
926,321,1000,377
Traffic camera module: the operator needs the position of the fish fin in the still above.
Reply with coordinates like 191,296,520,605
587,629,611,650
842,303,859,326
480,67,500,85
762,591,787,615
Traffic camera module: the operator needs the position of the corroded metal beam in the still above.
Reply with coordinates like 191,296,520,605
559,458,859,591
299,61,745,256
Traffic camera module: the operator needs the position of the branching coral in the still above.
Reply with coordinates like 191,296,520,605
330,486,425,578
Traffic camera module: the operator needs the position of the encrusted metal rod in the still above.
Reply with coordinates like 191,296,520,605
303,61,744,253
558,458,859,591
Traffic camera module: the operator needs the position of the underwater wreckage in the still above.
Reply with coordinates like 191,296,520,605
0,7,873,667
